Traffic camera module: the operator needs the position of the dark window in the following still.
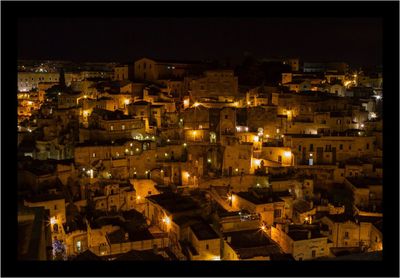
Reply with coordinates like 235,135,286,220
309,144,314,151
298,145,301,151
143,63,146,69
274,209,281,218
349,172,353,176
345,231,349,238
206,244,209,250
225,115,228,119
366,143,369,150
349,144,352,150
339,144,343,150
312,250,316,258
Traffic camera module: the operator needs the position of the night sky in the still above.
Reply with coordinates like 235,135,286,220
18,17,382,66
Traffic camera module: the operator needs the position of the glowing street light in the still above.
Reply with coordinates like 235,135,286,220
162,216,171,225
284,151,291,158
50,217,57,225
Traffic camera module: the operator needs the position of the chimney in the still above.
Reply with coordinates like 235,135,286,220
307,230,312,239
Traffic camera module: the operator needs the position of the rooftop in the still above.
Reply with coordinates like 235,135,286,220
173,215,204,226
146,193,200,214
346,177,382,188
223,229,282,259
189,222,219,240
286,224,326,241
25,193,65,203
293,200,313,213
73,250,103,261
114,250,165,261
107,228,154,244
236,191,284,205
324,213,353,223
91,108,134,121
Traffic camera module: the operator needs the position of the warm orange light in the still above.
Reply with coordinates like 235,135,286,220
284,151,291,158
50,217,57,225
162,216,171,225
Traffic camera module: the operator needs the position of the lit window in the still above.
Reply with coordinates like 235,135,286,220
122,125,125,130
92,153,96,158
110,125,114,131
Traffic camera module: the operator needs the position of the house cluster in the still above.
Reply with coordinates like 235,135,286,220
17,57,383,261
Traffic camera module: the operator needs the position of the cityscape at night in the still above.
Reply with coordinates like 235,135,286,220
16,15,386,263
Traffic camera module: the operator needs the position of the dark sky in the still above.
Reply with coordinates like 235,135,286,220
18,17,382,66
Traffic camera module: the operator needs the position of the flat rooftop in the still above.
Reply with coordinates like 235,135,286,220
346,177,382,188
287,224,326,241
189,222,219,240
107,228,154,244
146,193,200,214
236,191,284,205
223,229,282,259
